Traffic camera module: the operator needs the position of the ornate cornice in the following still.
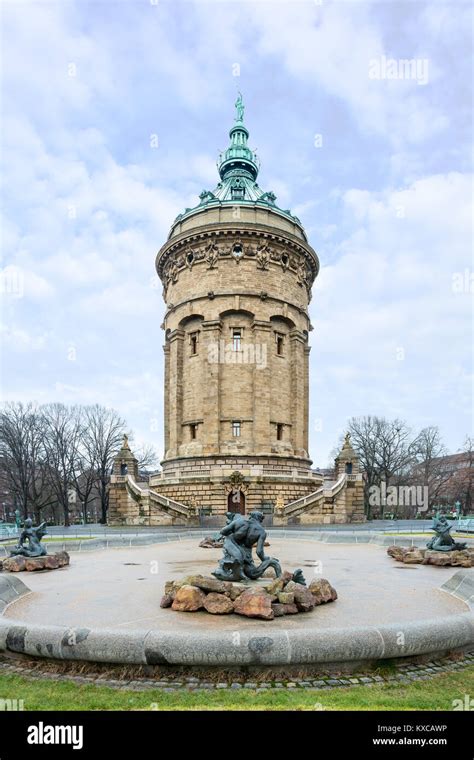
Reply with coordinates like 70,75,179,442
156,225,319,302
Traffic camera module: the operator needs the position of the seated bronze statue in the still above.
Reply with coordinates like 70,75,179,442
426,514,466,552
10,518,48,558
212,511,281,581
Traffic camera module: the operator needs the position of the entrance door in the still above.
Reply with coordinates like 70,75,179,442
227,489,245,514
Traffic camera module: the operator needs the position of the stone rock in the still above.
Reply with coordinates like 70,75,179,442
272,602,299,616
387,546,425,564
424,549,474,568
43,555,60,570
423,551,452,566
199,537,223,549
3,556,26,572
283,580,298,593
388,545,474,568
228,583,248,601
271,603,286,617
264,578,285,595
180,575,231,594
233,590,274,620
2,552,69,572
55,551,70,567
402,548,424,564
280,571,293,585
160,594,173,608
171,585,206,612
293,585,316,612
387,545,405,560
203,592,234,615
164,580,176,596
308,578,338,604
25,557,46,571
277,591,294,604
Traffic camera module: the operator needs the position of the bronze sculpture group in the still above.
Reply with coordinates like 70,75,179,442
9,518,48,558
212,511,281,581
427,514,467,552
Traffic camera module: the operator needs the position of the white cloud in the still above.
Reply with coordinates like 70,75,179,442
1,0,471,464
310,171,473,463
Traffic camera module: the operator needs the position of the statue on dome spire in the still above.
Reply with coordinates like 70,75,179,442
235,91,245,122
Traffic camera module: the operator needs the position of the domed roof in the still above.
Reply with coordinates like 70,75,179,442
171,94,302,228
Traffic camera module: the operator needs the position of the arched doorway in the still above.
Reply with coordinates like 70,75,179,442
227,489,245,515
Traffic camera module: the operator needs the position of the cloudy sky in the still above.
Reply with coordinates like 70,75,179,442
1,0,472,467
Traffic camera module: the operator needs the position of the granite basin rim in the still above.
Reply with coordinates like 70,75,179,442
0,613,472,666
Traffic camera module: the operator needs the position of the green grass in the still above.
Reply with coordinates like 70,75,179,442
0,666,473,711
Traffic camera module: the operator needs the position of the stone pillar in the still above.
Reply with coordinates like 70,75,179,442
252,320,272,453
108,436,140,525
290,329,306,456
202,319,222,455
304,344,311,456
168,328,184,458
112,435,139,480
163,341,170,457
335,433,360,478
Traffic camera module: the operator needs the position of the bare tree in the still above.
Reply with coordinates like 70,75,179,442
82,405,126,524
0,402,55,520
135,443,160,474
71,408,99,524
374,418,413,487
42,404,83,527
347,416,414,518
407,426,451,510
347,416,379,487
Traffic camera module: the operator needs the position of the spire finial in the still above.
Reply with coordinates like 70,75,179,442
235,91,244,123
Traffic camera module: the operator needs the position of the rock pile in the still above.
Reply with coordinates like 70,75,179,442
198,537,224,549
161,572,337,620
0,552,70,572
199,537,270,549
387,545,474,567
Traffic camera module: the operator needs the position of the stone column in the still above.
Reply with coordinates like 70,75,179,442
252,320,272,454
163,341,170,457
168,328,184,458
201,319,222,455
304,344,311,455
290,329,306,456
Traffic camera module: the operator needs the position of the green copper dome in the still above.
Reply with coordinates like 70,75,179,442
171,94,302,227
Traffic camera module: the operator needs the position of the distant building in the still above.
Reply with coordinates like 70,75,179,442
429,452,473,513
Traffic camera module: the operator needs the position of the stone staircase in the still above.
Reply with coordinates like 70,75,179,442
275,473,365,524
